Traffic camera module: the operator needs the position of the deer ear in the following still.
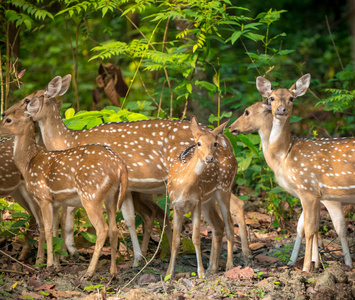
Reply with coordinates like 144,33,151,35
190,115,203,140
291,73,311,98
59,74,71,96
44,76,62,99
27,97,41,116
211,120,228,137
256,76,273,97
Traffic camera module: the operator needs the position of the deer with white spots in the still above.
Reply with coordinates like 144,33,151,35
7,75,251,274
0,138,47,262
233,74,355,272
229,100,352,269
0,109,128,278
166,116,233,277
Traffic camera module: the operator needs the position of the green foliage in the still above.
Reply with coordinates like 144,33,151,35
63,106,149,130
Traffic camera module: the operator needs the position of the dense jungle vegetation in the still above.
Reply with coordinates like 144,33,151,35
0,0,354,257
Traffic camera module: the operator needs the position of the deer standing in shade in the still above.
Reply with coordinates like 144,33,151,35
231,74,354,272
7,75,251,273
229,100,352,268
0,109,128,278
166,116,231,277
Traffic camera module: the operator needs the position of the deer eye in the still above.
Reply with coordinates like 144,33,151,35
1,113,4,118
214,141,218,147
245,110,250,116
289,97,294,102
270,97,275,101
25,98,30,104
5,118,12,123
197,142,201,146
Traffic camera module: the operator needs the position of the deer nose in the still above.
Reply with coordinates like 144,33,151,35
206,156,214,163
276,106,287,115
229,126,239,135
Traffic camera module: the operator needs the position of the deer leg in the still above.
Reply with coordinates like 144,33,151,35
133,193,155,256
166,209,183,278
230,194,252,265
289,211,305,266
60,206,78,259
215,191,234,271
121,192,143,267
312,232,320,268
52,206,61,265
82,198,108,278
39,200,55,268
192,202,204,278
202,200,224,275
104,192,119,276
302,196,320,272
322,200,352,268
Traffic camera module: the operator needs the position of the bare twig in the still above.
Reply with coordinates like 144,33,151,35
0,249,37,272
0,269,26,275
118,8,174,117
325,15,344,70
240,38,262,76
0,47,3,118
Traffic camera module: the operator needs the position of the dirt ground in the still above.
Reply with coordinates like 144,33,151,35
1,199,355,300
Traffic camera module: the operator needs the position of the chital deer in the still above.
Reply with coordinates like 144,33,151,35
166,117,231,277
229,101,352,268
233,74,354,272
7,75,251,273
0,138,80,263
0,109,128,278
0,138,45,261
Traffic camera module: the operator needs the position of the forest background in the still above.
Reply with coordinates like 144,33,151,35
0,0,355,247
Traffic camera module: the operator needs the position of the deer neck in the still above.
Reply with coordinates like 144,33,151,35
258,123,273,167
37,109,73,150
268,116,293,159
12,124,39,178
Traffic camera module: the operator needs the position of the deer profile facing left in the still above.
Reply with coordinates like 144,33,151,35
166,116,232,278
0,109,128,278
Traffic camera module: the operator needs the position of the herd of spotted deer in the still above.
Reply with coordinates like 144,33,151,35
0,73,353,279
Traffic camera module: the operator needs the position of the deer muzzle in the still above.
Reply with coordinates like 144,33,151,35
276,105,287,116
206,155,214,163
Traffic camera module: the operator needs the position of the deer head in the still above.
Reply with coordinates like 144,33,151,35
189,116,228,164
3,75,71,120
229,101,271,135
256,74,311,119
0,109,33,138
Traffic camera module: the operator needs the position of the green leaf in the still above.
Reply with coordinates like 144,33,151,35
65,108,75,119
195,80,217,92
290,115,302,123
86,117,103,129
81,231,97,244
244,32,264,42
277,49,295,56
238,155,252,172
236,134,260,159
12,212,30,219
228,31,242,44
186,83,192,93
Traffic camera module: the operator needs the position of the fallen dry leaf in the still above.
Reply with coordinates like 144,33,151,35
249,242,266,251
225,265,254,279
21,290,43,299
246,212,271,223
137,273,157,285
255,254,279,263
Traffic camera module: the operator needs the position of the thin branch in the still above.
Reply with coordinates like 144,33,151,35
118,8,174,117
240,38,262,76
0,249,37,272
0,47,3,118
325,15,344,70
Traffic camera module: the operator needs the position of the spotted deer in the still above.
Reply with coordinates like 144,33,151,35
7,75,251,273
166,117,232,277
238,74,355,272
0,138,46,261
0,109,128,278
0,138,81,263
229,101,352,268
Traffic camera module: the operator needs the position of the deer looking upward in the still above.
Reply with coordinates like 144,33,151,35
243,74,355,272
0,109,128,278
7,75,251,273
229,101,352,268
166,117,231,277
